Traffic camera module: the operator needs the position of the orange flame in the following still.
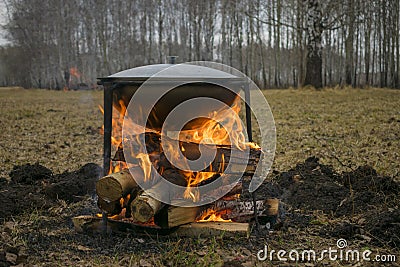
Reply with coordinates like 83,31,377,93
120,194,131,207
178,96,255,150
182,171,215,202
70,67,81,79
197,209,232,222
136,153,152,181
98,101,128,174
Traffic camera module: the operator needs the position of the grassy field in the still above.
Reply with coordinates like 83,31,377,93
265,87,400,178
0,87,399,266
0,87,103,179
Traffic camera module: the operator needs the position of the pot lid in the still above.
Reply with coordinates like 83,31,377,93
98,64,243,83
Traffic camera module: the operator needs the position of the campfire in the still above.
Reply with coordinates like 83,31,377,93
73,62,277,236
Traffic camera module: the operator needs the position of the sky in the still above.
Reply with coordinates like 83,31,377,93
0,1,10,45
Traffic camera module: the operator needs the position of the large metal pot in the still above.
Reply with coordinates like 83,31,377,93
99,64,245,130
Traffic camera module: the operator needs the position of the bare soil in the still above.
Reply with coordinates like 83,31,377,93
0,87,399,266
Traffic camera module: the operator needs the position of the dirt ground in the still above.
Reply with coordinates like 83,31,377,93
0,87,399,266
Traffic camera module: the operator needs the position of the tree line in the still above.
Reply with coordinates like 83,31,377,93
0,0,399,89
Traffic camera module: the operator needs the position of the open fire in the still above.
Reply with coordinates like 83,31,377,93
71,62,276,236
96,94,262,226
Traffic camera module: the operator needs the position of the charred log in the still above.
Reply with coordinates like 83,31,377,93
154,199,275,228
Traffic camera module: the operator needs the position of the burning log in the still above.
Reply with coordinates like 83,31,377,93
99,133,262,224
177,139,261,175
130,184,164,223
153,182,242,229
114,132,261,176
220,182,242,200
130,169,187,222
97,197,122,215
97,191,138,216
198,177,243,202
154,199,272,228
130,171,243,223
96,168,142,202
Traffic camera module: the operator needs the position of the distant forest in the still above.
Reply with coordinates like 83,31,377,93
0,0,399,89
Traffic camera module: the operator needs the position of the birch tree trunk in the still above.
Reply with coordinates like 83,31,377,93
304,0,323,88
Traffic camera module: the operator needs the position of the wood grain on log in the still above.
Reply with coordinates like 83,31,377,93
130,168,188,222
130,186,163,223
96,168,142,202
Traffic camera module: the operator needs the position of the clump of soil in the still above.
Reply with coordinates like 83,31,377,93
271,157,400,248
277,156,348,214
0,163,101,220
341,165,400,193
275,157,399,217
0,183,51,221
367,208,400,248
9,163,53,184
44,163,102,202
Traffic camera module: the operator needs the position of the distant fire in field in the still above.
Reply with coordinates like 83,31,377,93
69,67,81,80
64,67,86,91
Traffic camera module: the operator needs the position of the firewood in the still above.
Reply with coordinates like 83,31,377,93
154,199,270,228
72,215,249,237
153,180,242,228
96,167,142,202
265,198,279,216
154,204,205,228
210,199,268,223
173,222,249,238
221,182,242,200
97,189,141,217
130,169,187,222
97,197,122,215
202,180,243,202
178,140,261,175
113,132,261,175
130,186,163,223
130,170,242,223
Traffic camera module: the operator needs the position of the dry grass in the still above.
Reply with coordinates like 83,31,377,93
0,88,103,179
